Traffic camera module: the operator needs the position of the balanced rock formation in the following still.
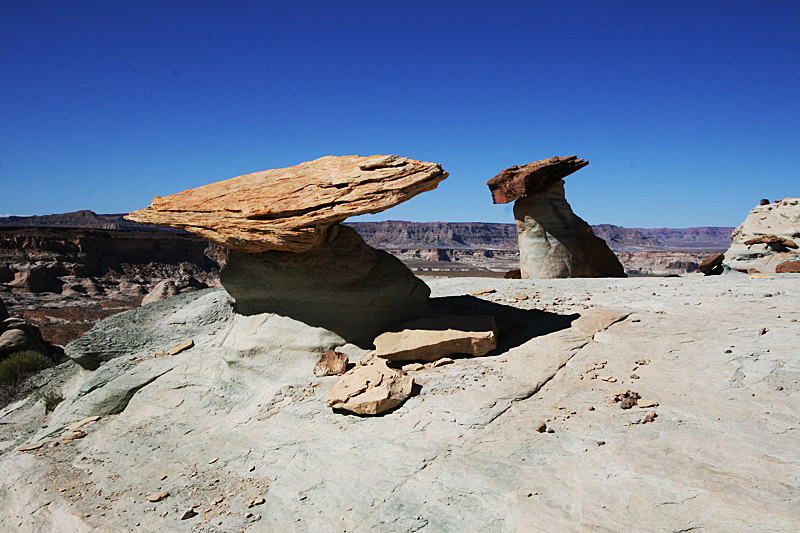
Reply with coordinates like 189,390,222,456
724,198,800,274
126,155,448,253
125,155,446,347
488,156,626,278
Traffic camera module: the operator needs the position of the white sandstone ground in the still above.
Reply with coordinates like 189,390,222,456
1,273,799,532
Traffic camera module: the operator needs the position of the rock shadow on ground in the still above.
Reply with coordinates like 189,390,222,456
428,295,578,352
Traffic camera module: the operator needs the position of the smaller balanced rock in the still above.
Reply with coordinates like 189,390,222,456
487,156,625,279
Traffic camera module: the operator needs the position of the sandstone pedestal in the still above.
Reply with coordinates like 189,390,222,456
220,225,430,346
488,157,625,279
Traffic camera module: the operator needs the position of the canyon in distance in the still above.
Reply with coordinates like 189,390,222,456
0,211,733,347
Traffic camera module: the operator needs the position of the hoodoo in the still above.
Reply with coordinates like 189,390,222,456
488,156,626,279
127,155,448,345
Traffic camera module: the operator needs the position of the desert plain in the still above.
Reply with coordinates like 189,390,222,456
1,272,798,532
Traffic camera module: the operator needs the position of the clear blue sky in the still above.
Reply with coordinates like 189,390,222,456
2,0,798,228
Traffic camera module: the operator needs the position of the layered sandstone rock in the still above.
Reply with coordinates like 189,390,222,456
325,358,414,415
126,155,448,253
724,198,800,274
219,225,431,346
488,157,625,279
373,315,498,362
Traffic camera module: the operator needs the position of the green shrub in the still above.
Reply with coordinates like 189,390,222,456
35,389,64,413
0,350,53,389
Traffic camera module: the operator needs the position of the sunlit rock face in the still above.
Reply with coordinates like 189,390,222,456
724,198,800,274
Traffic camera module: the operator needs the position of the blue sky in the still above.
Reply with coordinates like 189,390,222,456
2,0,798,227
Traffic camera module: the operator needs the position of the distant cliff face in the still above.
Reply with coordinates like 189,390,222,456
346,221,519,250
631,227,734,249
347,221,733,251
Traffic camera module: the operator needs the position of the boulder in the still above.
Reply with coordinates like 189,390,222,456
513,180,626,278
699,252,725,275
373,315,498,362
66,289,233,370
724,198,800,273
776,260,800,273
326,358,414,415
220,225,430,346
0,317,50,360
487,156,589,204
126,155,448,253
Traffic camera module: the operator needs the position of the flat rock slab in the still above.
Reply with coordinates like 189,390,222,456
126,155,448,253
487,155,588,204
374,315,498,362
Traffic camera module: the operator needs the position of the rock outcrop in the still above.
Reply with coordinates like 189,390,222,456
140,275,209,306
219,225,431,346
488,157,625,279
126,155,448,253
724,198,800,273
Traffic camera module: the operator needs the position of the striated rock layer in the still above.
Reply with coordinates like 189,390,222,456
220,225,431,346
724,198,800,273
126,155,448,253
514,181,626,278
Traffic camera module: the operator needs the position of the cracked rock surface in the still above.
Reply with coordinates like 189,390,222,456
1,275,799,532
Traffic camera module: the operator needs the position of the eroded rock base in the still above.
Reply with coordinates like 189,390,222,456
220,225,431,346
514,181,625,278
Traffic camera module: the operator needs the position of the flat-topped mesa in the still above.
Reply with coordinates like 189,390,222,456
487,156,588,204
488,156,626,279
126,155,448,253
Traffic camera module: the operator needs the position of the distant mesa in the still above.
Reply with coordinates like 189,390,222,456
724,198,800,274
488,156,626,279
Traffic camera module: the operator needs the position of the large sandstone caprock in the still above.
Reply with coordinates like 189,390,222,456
488,157,625,279
724,198,800,274
126,155,448,253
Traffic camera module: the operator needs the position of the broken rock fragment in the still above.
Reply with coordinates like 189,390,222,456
373,315,498,362
326,358,414,415
313,349,349,377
